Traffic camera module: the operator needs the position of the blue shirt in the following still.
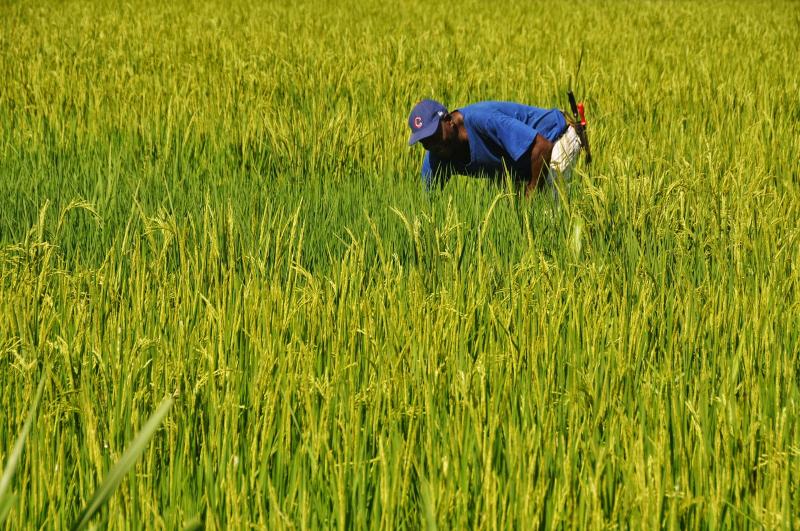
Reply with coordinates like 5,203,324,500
421,101,567,188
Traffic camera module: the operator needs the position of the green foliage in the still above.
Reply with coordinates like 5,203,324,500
0,375,45,525
72,397,174,530
1,0,799,528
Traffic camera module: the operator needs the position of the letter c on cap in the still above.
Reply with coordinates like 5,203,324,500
414,116,423,129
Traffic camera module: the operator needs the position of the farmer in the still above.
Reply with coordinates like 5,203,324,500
407,99,584,197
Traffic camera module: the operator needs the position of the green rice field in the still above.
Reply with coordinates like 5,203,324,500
1,0,799,528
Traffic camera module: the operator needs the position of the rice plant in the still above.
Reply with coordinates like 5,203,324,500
1,0,798,528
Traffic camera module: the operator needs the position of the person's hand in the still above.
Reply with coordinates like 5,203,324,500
526,134,554,198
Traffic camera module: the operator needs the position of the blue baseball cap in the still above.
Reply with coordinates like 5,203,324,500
408,99,448,146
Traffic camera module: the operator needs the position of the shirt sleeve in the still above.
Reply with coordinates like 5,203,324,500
421,151,452,190
473,112,539,162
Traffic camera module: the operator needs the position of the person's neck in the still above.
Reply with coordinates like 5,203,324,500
450,111,470,161
451,111,465,136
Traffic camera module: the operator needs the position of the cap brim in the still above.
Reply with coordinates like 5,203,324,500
408,119,441,146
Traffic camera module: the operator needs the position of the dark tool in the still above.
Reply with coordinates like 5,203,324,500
567,90,592,165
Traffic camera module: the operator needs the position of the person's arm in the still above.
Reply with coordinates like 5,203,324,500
422,151,452,191
470,112,550,195
525,134,554,198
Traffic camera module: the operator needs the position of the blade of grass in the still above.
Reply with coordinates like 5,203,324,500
181,514,204,531
0,373,46,525
71,396,174,530
0,491,17,524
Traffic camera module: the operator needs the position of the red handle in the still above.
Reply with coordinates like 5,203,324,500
577,103,587,126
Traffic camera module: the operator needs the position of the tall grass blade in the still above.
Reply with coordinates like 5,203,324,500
0,374,46,525
71,397,174,530
181,514,204,531
0,492,16,523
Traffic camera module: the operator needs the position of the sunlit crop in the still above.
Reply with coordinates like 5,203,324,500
1,0,799,528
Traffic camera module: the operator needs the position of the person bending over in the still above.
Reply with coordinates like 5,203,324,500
407,99,583,197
